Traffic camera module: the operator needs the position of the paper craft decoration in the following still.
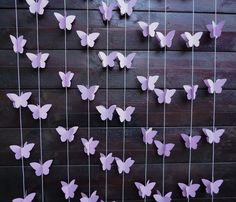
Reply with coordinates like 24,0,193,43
100,153,115,171
206,20,225,39
10,35,27,54
137,75,159,91
181,32,203,48
117,52,136,69
141,128,158,144
12,193,36,202
116,106,135,122
178,180,200,198
134,180,156,198
137,21,159,37
77,85,99,101
59,71,74,88
201,179,223,195
54,12,76,30
183,85,198,100
26,52,49,69
7,92,32,108
28,104,52,120
115,157,135,174
30,159,53,176
96,105,117,121
180,134,201,150
156,30,176,48
99,1,116,21
56,126,79,143
154,140,175,157
117,0,137,16
61,179,78,199
154,89,176,104
81,137,99,156
202,128,225,144
98,51,117,68
26,0,49,15
204,79,227,94
10,142,35,160
80,191,99,202
76,31,100,48
153,190,172,202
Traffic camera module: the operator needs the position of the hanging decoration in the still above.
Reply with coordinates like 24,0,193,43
117,0,137,16
115,106,135,122
96,105,117,121
26,52,50,69
180,134,201,150
77,85,99,101
141,128,158,145
137,75,159,91
7,92,32,108
28,104,52,120
56,126,79,143
134,181,156,199
60,179,78,200
154,89,176,104
115,157,135,174
116,52,136,69
54,12,76,31
10,35,27,54
99,1,116,21
156,30,176,48
153,190,172,202
204,78,227,94
13,193,36,202
10,142,35,160
137,21,159,37
25,0,49,15
183,85,198,100
76,31,100,48
30,159,53,176
181,32,203,48
178,181,200,199
58,71,74,88
98,51,118,68
206,20,225,39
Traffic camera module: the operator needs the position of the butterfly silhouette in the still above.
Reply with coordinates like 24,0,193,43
117,0,137,16
135,180,156,198
141,128,158,144
59,71,74,88
154,89,176,104
153,190,172,202
115,157,135,174
99,2,116,21
26,52,49,68
183,85,198,100
116,106,135,122
156,30,176,48
10,142,35,160
206,20,225,39
25,0,49,15
202,128,225,144
98,51,117,68
7,92,32,108
181,32,203,48
154,141,175,157
76,31,100,48
28,104,52,120
137,75,159,91
100,153,115,171
204,79,227,94
96,105,117,121
117,52,136,69
80,191,99,202
56,126,79,143
201,179,223,195
178,180,200,198
81,137,99,156
77,85,99,101
10,35,27,54
12,192,36,202
138,21,159,37
180,134,201,150
54,12,76,30
30,159,53,176
61,179,78,199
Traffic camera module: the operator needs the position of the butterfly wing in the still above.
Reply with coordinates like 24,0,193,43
192,32,203,47
181,133,191,149
138,21,148,37
164,143,175,157
143,182,156,197
178,183,187,197
126,53,136,69
54,12,65,29
7,93,20,108
89,139,99,155
9,145,21,160
20,92,32,107
202,128,214,144
154,140,164,156
107,105,117,120
189,183,200,197
88,85,99,101
28,104,40,119
77,85,89,100
191,135,201,149
154,89,165,104
96,105,108,121
115,157,124,174
117,52,126,68
137,76,148,91
42,159,53,175
148,76,159,90
39,104,52,119
165,89,176,104
212,179,223,194
124,106,135,122
127,0,137,16
214,79,227,94
202,179,211,194
124,157,134,173
76,31,87,46
56,126,68,142
30,162,42,176
165,30,175,48
67,126,79,142
116,107,125,122
149,22,159,37
214,21,225,38
87,33,100,48
39,53,49,68
22,143,35,159
204,79,214,94
24,193,36,202
26,53,38,68
213,129,225,143
65,15,76,30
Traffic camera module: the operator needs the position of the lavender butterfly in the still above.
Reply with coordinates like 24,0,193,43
204,79,227,94
99,1,116,21
153,190,172,202
56,126,79,143
178,180,200,198
12,193,36,202
138,21,159,37
154,89,176,104
10,35,27,54
81,137,99,156
156,30,176,48
54,12,76,30
26,0,49,15
117,52,136,69
137,75,159,91
61,179,78,199
26,52,49,68
98,51,117,68
154,140,175,157
135,180,156,198
181,32,203,48
116,106,135,122
76,31,100,48
117,0,137,16
30,159,53,176
183,85,198,100
28,104,52,120
115,157,135,174
180,134,201,150
206,20,225,39
96,105,117,121
201,179,223,195
7,92,32,108
100,153,115,171
80,191,99,202
10,142,35,160
77,85,99,101
59,71,74,88
141,128,158,144
202,128,225,144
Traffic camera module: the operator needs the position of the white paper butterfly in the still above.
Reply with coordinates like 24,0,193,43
156,30,176,48
98,51,117,68
138,21,159,37
25,0,49,15
137,75,159,91
77,85,99,101
96,105,117,121
56,126,79,143
59,71,74,88
204,79,227,94
10,35,27,54
181,32,203,48
30,159,53,176
117,0,137,16
7,92,32,108
26,52,49,68
117,52,136,69
10,142,35,160
28,104,52,120
116,106,135,122
76,31,100,48
54,12,76,30
154,89,176,104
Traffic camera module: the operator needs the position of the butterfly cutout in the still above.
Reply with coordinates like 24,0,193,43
116,106,135,122
56,126,79,143
12,193,36,202
26,52,49,68
156,30,176,48
135,180,156,198
30,159,53,176
115,157,135,174
10,142,35,160
99,2,116,21
61,179,78,199
96,105,117,121
180,134,201,150
201,179,223,195
138,21,159,37
141,128,158,144
137,75,159,91
76,31,100,48
80,191,99,202
81,137,99,156
202,128,225,144
154,89,176,104
154,141,175,157
178,180,200,198
117,52,136,69
10,35,27,54
28,104,52,120
98,51,117,68
59,71,74,88
117,0,137,16
7,92,32,108
54,12,76,30
100,153,115,171
183,85,198,100
204,79,227,94
153,190,172,202
206,20,225,39
181,32,203,48
25,0,49,15
77,85,99,101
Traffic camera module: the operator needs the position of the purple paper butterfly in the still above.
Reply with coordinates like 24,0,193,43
26,52,49,68
201,179,223,195
135,180,156,198
204,79,227,94
178,180,200,199
25,0,49,15
183,85,198,100
181,32,203,48
141,128,158,144
59,71,74,88
154,89,176,104
12,192,36,202
30,159,53,176
156,30,176,48
81,137,99,156
7,92,32,108
80,191,99,202
10,35,27,54
99,2,116,21
10,142,35,160
154,140,175,157
98,51,117,68
117,0,137,16
61,179,78,199
96,105,117,121
77,85,99,101
117,52,136,69
76,31,100,48
116,106,135,122
202,128,225,144
28,104,52,120
180,134,201,150
137,75,159,91
56,126,79,143
153,190,172,202
54,12,76,30
100,153,115,171
138,21,159,37
115,157,135,174
206,20,225,39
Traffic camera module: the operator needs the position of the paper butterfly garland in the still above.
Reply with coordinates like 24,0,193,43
117,52,136,69
80,191,99,202
98,51,117,68
153,190,172,202
96,105,117,121
30,159,53,176
100,153,115,171
154,140,175,157
61,179,78,199
117,0,137,16
56,126,79,143
26,52,49,68
202,128,225,144
134,180,156,198
28,104,52,120
26,0,49,15
156,30,176,48
183,85,198,100
116,106,135,122
81,137,99,156
137,75,159,91
7,92,32,108
201,179,223,195
154,89,176,104
141,128,158,145
181,32,203,48
115,157,135,174
54,12,76,30
77,85,99,101
138,21,159,37
59,71,74,88
180,134,201,150
99,1,116,21
10,35,27,54
12,193,36,202
204,79,227,94
76,31,100,48
10,142,35,160
178,180,200,198
206,20,225,39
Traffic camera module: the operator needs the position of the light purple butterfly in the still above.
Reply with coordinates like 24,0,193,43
137,75,159,91
54,12,76,30
100,153,115,171
26,52,49,68
183,85,198,100
156,30,175,48
206,20,225,39
80,191,99,202
10,142,35,160
204,79,227,94
30,159,53,176
153,190,172,202
25,0,49,15
77,85,99,101
202,128,225,144
61,179,78,199
99,2,116,21
115,157,135,174
96,105,117,121
201,179,223,195
56,126,79,143
154,89,176,104
10,35,27,54
117,0,137,16
7,92,32,108
116,106,135,122
12,192,36,202
138,21,159,37
154,140,175,157
98,51,117,68
59,71,74,88
76,31,100,48
135,180,156,198
28,104,52,120
181,32,203,48
81,137,99,156
117,52,136,69
180,134,201,150
141,128,158,144
178,181,200,198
